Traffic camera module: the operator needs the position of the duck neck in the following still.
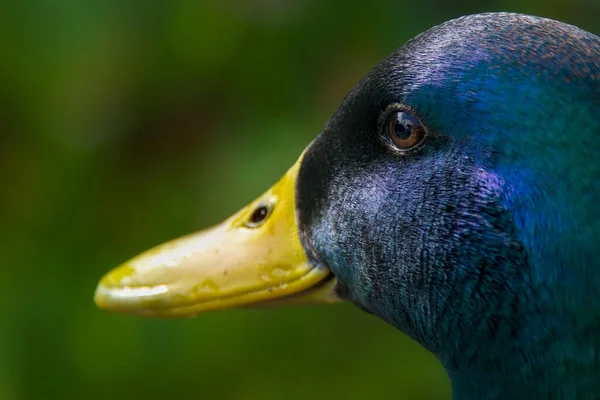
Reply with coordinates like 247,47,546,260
444,320,600,400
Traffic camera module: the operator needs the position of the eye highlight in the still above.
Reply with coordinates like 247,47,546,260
385,111,426,151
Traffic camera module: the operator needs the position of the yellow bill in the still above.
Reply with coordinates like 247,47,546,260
94,155,340,317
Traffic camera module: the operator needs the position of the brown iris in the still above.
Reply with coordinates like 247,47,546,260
387,111,426,150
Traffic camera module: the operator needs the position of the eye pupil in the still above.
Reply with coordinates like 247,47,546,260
393,115,412,140
249,206,269,225
386,110,426,150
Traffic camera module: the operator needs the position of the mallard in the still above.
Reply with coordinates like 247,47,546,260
95,12,600,399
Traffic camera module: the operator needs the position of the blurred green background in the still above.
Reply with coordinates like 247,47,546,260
1,1,597,399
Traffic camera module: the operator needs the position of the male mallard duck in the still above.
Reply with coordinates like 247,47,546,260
95,13,600,399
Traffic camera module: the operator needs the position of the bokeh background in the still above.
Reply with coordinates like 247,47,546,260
1,1,598,399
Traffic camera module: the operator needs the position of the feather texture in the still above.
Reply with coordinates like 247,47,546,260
296,13,600,399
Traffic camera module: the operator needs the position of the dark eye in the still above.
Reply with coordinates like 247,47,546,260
386,111,426,150
245,204,272,228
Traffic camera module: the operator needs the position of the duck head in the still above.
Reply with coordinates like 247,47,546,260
96,13,600,399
